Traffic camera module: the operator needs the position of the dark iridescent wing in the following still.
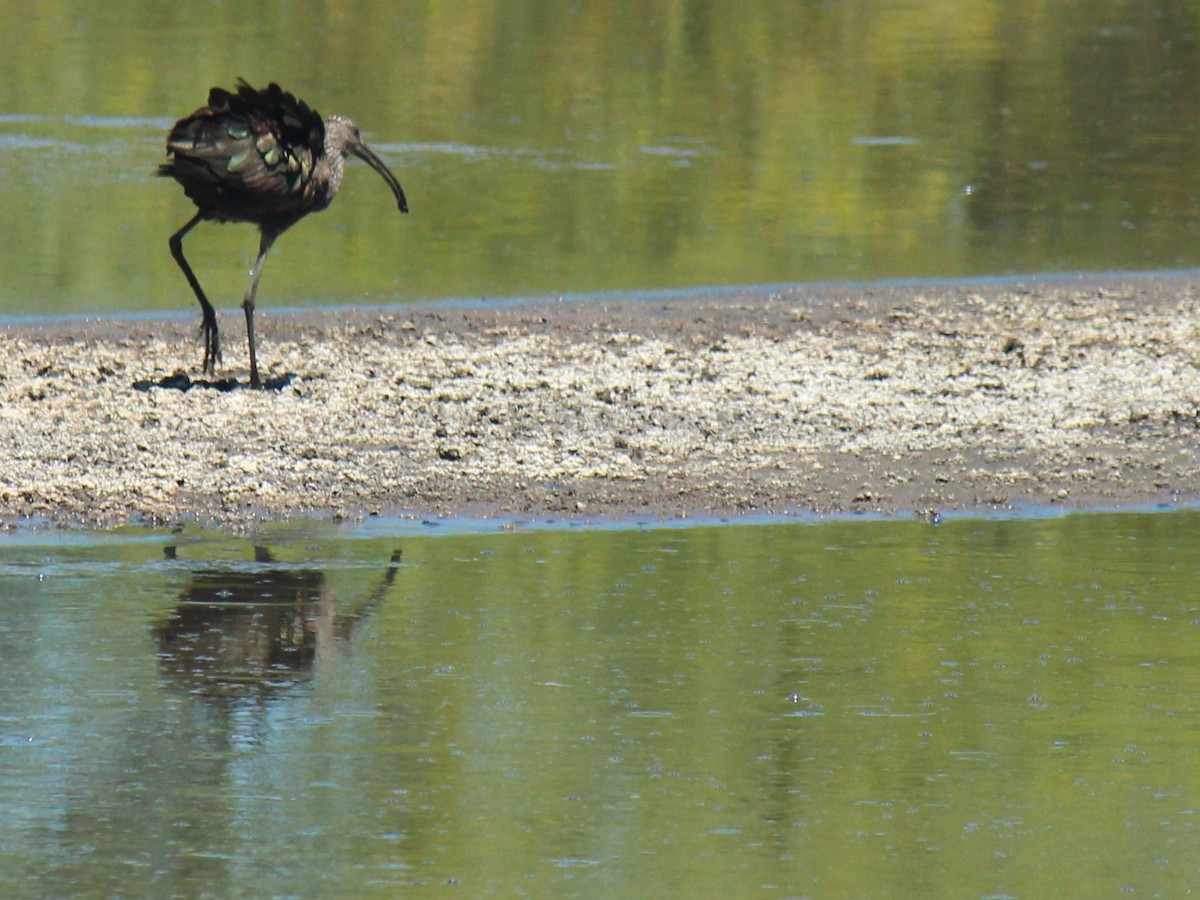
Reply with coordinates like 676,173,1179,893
158,81,326,221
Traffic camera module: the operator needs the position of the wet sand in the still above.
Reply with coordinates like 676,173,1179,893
2,273,1199,529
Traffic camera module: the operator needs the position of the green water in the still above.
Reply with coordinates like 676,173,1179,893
2,510,1200,897
2,0,1200,317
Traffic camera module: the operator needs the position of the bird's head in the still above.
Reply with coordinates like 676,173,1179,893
325,115,409,214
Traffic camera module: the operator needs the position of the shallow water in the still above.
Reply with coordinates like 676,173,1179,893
3,509,1200,897
2,1,1200,317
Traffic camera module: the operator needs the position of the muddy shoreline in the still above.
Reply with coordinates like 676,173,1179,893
2,273,1199,529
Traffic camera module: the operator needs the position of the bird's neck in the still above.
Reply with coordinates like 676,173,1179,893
324,150,347,199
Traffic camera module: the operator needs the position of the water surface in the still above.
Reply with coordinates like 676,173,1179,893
1,1,1199,316
2,510,1199,896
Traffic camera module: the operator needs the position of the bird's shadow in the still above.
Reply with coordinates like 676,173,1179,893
133,372,299,393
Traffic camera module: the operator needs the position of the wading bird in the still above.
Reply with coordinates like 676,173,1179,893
158,80,408,388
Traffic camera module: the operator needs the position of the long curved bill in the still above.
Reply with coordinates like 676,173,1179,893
351,141,409,214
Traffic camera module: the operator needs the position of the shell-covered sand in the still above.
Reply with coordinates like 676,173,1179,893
2,274,1198,528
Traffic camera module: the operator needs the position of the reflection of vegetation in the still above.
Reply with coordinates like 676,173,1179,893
1,1,1198,315
370,511,1200,896
4,512,1200,895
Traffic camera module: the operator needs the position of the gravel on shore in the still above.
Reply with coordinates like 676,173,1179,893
2,273,1199,529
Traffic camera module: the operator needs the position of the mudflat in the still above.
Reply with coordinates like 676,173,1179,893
2,273,1198,528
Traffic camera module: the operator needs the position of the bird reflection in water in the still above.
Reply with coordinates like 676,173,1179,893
153,545,402,704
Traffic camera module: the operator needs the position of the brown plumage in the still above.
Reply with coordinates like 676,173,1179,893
158,80,408,387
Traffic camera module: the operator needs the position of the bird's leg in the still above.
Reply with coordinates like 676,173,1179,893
243,230,278,389
168,213,220,375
